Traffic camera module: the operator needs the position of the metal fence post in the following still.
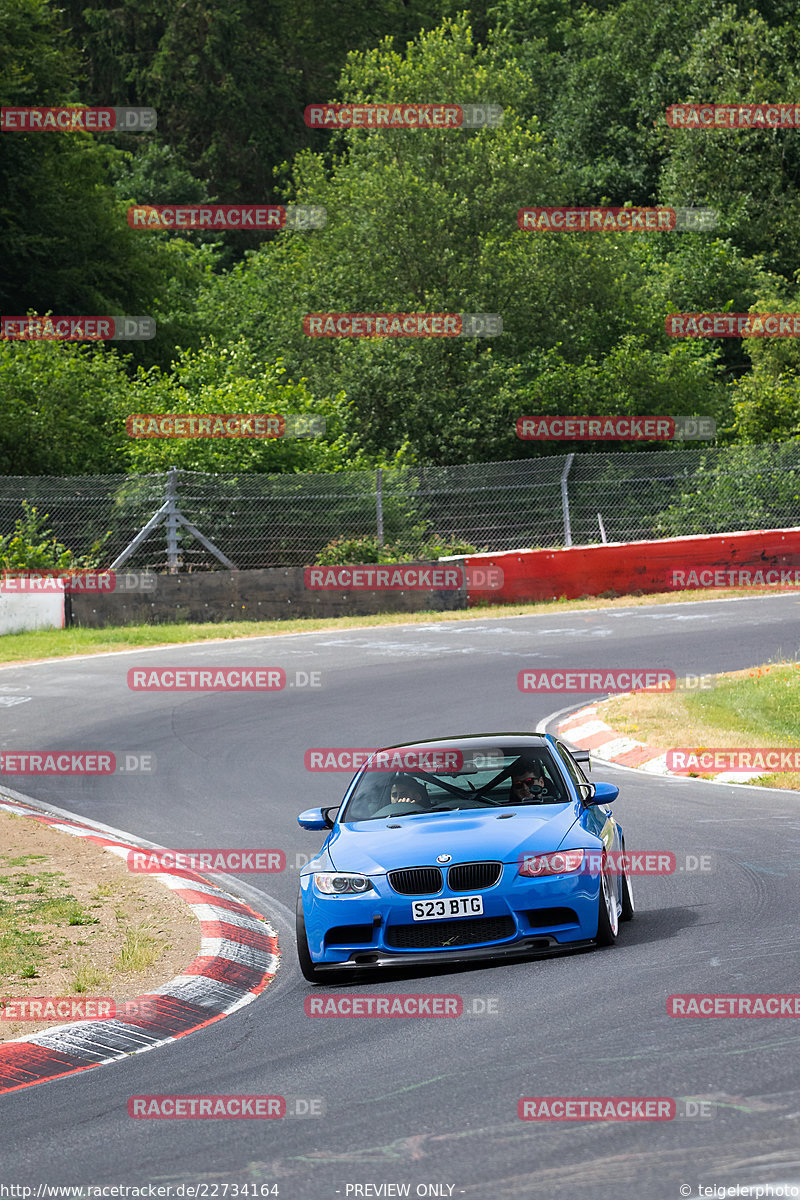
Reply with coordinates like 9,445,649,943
376,468,384,546
165,468,180,574
561,453,574,548
109,467,237,572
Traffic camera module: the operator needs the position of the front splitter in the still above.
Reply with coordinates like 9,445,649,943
313,935,596,973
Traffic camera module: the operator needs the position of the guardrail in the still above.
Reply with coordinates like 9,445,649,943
461,527,800,605
4,527,799,632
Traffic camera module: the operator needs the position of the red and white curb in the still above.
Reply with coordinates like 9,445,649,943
555,703,766,784
0,794,280,1094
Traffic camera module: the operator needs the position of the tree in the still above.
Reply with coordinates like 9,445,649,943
58,0,478,203
660,10,800,280
0,338,131,473
118,341,388,473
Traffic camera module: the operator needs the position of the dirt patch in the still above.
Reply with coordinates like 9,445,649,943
0,805,202,1041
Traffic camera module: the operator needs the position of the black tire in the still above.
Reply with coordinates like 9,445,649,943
620,844,635,922
296,893,325,982
295,893,353,985
595,855,619,946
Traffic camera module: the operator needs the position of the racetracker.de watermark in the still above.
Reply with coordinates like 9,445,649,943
304,994,500,1017
666,103,800,128
667,748,800,773
303,313,502,337
670,567,800,589
304,746,465,771
518,1097,675,1120
128,204,325,230
128,1096,279,1119
666,313,800,338
519,1097,715,1121
1,316,155,341
1,997,156,1021
517,850,714,876
518,669,681,693
516,416,715,441
306,994,459,1017
127,668,321,690
127,848,285,873
518,207,717,232
1,570,156,593
126,414,325,439
0,752,158,775
304,564,502,591
128,1095,324,1119
304,102,502,129
668,994,800,1016
1,106,156,131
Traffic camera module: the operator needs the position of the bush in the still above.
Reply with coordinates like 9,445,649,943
315,534,479,565
653,444,800,537
0,502,108,570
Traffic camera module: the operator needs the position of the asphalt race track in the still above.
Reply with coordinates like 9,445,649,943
2,593,800,1200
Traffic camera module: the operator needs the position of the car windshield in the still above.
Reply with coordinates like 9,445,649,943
341,746,571,821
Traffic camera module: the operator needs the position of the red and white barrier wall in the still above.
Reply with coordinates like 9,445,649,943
4,527,800,632
462,527,800,606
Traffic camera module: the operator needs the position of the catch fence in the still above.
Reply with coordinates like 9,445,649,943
0,443,795,570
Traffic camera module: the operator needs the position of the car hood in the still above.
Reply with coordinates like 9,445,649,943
326,806,581,874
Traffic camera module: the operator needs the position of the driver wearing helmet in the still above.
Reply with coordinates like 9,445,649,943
389,774,431,809
508,759,548,803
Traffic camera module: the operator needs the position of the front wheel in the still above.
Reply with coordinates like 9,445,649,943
296,893,353,985
296,894,324,981
595,857,619,946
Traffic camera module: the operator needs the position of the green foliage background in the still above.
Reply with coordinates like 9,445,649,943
2,0,799,482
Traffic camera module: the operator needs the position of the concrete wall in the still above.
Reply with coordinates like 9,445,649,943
0,588,65,634
68,565,467,628
20,528,800,631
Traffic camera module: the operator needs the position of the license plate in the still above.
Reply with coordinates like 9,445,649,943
411,895,484,921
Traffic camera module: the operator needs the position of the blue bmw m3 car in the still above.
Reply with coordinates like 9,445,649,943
295,734,634,982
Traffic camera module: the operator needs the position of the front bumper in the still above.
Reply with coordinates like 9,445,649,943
300,864,602,965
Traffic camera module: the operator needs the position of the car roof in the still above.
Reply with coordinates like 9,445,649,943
370,733,552,754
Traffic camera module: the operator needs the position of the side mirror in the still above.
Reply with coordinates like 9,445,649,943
584,781,619,807
297,807,330,831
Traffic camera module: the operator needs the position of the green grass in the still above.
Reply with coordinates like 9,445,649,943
66,902,99,926
115,926,161,973
0,866,96,980
0,922,45,983
603,661,800,789
0,586,775,665
91,882,117,899
682,662,800,744
72,964,106,993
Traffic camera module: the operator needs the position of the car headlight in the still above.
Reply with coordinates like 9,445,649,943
519,850,585,878
313,872,374,895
